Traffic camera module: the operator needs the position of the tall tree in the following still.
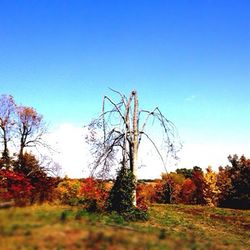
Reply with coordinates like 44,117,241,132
15,106,47,170
224,155,250,209
0,94,16,166
87,89,181,206
203,166,220,207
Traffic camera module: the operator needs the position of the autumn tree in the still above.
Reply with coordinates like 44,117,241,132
191,167,206,204
203,166,220,206
87,89,180,206
15,106,48,171
222,155,250,209
0,94,16,166
180,178,196,204
161,172,185,204
216,166,232,207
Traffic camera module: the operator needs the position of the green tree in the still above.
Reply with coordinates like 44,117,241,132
176,168,193,179
107,166,136,213
223,155,250,209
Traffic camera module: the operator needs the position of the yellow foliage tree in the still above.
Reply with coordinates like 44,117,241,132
203,166,220,206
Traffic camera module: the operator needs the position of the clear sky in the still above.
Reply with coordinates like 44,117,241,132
1,0,250,178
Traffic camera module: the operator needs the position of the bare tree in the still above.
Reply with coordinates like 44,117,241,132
87,89,181,206
0,94,16,165
15,106,49,169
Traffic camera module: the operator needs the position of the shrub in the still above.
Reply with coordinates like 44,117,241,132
28,175,60,204
80,177,109,212
136,183,149,210
0,169,33,206
55,178,82,205
137,182,156,206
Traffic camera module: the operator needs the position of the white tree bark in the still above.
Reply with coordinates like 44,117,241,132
131,91,138,206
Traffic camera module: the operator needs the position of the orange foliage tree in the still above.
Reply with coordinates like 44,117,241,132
136,182,156,209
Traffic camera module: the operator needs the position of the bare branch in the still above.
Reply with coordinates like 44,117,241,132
109,87,128,105
86,89,181,183
103,96,126,123
140,131,167,171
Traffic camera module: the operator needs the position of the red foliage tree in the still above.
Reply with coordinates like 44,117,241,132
179,178,197,204
191,169,206,204
13,152,59,204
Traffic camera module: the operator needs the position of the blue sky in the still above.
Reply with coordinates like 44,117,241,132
1,0,250,177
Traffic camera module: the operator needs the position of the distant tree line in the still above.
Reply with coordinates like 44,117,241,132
137,155,250,209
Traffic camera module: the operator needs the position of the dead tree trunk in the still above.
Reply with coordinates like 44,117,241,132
131,91,138,205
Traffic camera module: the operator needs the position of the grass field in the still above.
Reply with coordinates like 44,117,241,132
0,204,249,250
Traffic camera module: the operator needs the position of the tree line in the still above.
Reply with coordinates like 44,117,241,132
0,92,249,213
137,155,250,209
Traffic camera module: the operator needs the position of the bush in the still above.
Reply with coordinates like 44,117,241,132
136,182,156,206
80,177,109,212
55,178,82,205
0,169,33,206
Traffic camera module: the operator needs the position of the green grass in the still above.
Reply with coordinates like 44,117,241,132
0,203,249,249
